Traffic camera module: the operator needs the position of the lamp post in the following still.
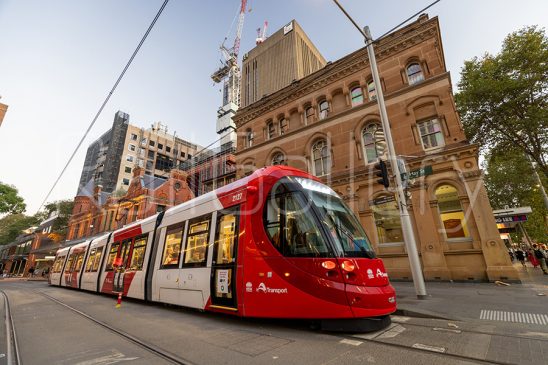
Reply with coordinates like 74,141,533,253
333,0,427,298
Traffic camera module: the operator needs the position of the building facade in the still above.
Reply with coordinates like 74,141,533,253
67,167,193,241
78,111,201,195
234,15,518,282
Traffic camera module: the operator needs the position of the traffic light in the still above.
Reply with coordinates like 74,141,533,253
374,159,390,188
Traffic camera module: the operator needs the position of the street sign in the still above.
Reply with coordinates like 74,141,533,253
369,195,396,206
402,165,433,180
495,215,527,224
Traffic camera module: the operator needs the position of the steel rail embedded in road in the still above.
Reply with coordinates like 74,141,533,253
1,290,21,365
37,291,195,365
337,321,521,365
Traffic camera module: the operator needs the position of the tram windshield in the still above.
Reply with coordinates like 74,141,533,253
294,177,376,258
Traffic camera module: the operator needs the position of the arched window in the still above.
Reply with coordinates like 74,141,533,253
271,152,285,166
367,80,377,101
266,121,275,139
435,185,470,239
305,106,315,124
311,139,331,176
371,195,403,245
361,123,386,164
245,129,254,147
407,63,424,85
278,118,288,135
418,118,444,150
350,86,364,106
318,100,329,120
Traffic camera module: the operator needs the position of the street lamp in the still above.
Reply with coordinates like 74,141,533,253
333,0,427,298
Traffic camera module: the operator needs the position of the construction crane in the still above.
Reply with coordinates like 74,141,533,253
211,0,247,146
256,21,268,45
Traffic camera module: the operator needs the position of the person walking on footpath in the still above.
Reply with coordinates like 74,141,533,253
527,249,539,268
515,249,526,268
533,244,548,275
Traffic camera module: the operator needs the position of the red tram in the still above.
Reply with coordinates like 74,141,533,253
50,166,396,331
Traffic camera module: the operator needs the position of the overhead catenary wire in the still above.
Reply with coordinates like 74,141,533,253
36,0,170,214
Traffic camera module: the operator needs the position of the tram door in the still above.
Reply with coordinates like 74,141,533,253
210,207,239,309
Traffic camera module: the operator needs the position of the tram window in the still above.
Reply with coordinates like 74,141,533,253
129,235,147,270
264,192,331,257
215,211,238,265
105,243,120,271
85,249,96,272
119,239,132,268
161,224,184,269
53,256,65,273
183,215,211,266
74,252,85,272
265,196,282,250
65,255,75,273
92,247,103,272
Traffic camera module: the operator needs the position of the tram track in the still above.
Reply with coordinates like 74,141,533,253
338,318,539,365
390,316,548,343
36,291,195,365
1,290,21,365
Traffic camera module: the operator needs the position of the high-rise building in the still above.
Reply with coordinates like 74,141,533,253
78,111,201,195
234,15,518,282
240,20,326,108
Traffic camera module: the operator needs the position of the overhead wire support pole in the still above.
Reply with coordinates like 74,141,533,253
37,0,170,214
333,0,429,298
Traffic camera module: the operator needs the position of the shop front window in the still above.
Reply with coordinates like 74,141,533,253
371,195,404,245
435,185,470,239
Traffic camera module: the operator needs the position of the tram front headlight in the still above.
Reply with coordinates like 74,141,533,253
340,260,355,272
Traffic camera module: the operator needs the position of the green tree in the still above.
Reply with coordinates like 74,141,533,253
0,182,26,214
455,26,548,178
0,214,39,245
483,147,548,242
40,200,75,237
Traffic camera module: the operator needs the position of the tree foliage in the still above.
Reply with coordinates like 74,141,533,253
0,214,39,245
483,147,548,242
0,182,26,214
455,26,548,179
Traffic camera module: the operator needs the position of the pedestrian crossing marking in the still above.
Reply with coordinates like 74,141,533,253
480,310,548,325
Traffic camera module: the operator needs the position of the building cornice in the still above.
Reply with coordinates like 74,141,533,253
235,72,452,157
234,17,442,127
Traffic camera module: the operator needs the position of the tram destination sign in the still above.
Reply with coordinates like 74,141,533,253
402,165,433,180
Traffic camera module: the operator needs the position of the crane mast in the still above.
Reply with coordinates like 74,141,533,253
211,0,247,146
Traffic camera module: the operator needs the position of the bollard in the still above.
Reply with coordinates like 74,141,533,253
116,292,122,308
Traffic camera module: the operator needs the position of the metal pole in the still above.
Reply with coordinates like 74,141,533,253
364,26,427,298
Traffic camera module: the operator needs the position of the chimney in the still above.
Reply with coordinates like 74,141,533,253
93,185,103,203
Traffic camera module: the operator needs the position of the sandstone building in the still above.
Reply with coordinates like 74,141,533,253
234,15,518,282
0,100,8,127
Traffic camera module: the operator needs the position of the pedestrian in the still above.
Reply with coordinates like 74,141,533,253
28,266,35,277
508,250,514,262
515,249,526,268
532,244,547,274
527,249,539,268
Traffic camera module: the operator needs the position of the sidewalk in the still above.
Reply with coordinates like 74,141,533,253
394,263,548,321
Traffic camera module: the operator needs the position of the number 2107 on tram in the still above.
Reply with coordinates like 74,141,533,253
50,166,396,332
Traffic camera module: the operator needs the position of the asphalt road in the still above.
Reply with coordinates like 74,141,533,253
1,280,547,365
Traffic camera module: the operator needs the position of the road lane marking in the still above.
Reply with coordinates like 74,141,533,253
480,310,548,325
412,343,446,353
339,339,363,346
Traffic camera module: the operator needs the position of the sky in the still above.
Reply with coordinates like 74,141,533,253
0,0,547,215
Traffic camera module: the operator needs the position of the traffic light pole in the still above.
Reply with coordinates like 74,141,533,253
364,26,427,299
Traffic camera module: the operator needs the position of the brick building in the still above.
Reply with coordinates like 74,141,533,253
233,15,518,282
66,167,193,241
